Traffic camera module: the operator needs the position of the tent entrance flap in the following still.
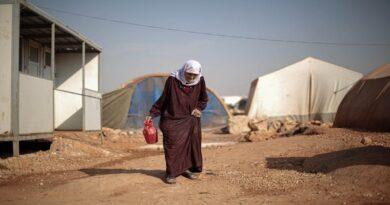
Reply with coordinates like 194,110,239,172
102,86,133,129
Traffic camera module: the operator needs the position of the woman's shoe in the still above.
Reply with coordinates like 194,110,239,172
182,170,198,180
165,176,176,184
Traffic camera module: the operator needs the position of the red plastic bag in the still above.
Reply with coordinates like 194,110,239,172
143,120,158,144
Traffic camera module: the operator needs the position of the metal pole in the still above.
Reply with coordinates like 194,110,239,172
82,41,85,132
308,72,312,121
51,23,55,132
11,1,20,157
98,53,103,144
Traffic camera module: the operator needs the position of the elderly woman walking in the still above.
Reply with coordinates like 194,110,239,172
146,60,208,184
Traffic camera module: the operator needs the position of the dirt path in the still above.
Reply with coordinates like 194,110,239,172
0,128,389,204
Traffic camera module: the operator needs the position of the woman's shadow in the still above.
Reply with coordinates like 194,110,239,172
79,168,166,182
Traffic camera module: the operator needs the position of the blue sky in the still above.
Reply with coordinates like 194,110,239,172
31,0,390,95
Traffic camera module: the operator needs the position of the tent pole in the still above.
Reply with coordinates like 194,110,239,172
308,72,312,121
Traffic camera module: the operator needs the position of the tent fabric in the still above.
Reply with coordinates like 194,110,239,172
102,86,134,129
334,64,390,131
102,74,231,130
246,57,363,122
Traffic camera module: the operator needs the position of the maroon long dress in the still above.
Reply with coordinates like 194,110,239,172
149,76,208,177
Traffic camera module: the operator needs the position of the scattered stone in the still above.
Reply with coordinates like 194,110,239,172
244,131,274,142
361,137,372,145
280,120,300,134
363,192,373,198
279,123,307,137
119,131,128,136
248,119,268,132
302,126,321,135
205,170,216,176
113,129,122,135
243,119,322,142
199,192,210,195
311,120,322,126
321,122,332,128
268,120,283,133
227,116,251,134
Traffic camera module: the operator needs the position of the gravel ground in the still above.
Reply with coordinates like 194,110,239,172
0,127,389,204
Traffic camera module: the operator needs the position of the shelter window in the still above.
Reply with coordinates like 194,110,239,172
29,46,39,63
19,38,23,71
27,41,41,77
44,51,51,67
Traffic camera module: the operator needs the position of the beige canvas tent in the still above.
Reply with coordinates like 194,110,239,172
246,57,363,122
334,64,390,131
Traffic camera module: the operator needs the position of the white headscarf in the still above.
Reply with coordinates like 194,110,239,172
170,60,202,86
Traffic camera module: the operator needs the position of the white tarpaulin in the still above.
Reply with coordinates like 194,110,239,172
246,57,363,122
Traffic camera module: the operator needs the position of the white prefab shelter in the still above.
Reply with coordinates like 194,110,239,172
0,0,102,156
246,57,363,122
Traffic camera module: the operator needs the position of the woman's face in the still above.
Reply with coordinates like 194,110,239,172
184,72,198,83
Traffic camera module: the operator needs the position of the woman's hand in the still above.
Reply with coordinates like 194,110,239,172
145,115,152,122
191,109,201,118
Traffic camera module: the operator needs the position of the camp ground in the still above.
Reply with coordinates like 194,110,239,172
0,1,389,205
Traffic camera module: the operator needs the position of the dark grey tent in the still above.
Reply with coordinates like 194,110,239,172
334,64,390,131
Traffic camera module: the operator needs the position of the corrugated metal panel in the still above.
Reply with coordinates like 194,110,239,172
19,2,101,53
